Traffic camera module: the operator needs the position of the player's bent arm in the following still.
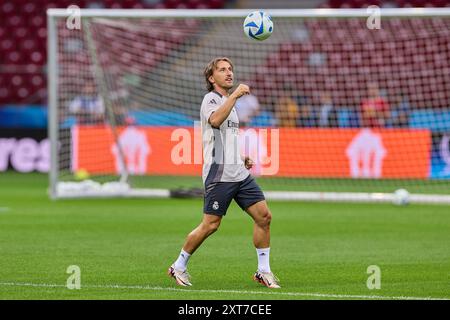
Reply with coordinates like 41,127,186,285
208,84,250,128
208,95,238,128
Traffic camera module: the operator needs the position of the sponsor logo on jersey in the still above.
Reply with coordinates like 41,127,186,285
227,120,239,128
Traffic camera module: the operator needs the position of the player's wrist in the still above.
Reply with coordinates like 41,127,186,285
229,92,239,101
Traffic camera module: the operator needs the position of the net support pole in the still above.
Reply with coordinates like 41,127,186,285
47,13,59,200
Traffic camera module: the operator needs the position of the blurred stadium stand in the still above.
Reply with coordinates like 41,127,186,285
255,18,450,109
0,0,449,129
0,0,226,107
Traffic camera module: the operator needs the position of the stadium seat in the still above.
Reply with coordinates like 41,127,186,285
20,2,39,17
6,51,24,64
0,1,16,17
29,16,46,28
19,37,37,52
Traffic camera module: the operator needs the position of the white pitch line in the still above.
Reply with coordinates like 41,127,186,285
0,207,10,213
0,282,448,300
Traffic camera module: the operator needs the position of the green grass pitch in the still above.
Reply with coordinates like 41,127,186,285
0,172,449,300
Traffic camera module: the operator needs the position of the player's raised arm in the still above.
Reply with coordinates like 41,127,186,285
208,84,250,128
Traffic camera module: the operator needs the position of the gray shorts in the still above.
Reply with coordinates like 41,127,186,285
203,175,266,216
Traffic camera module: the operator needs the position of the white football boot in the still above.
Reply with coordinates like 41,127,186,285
253,271,281,289
167,264,192,286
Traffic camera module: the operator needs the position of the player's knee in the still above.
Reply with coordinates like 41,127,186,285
257,209,272,228
264,210,272,227
203,219,221,235
209,221,220,234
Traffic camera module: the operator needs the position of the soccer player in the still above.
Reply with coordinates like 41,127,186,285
168,57,280,289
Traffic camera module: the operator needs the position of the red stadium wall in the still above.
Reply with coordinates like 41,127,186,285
72,126,431,179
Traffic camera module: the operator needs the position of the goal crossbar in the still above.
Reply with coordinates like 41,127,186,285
47,8,450,18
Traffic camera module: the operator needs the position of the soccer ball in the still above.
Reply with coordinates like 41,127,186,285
74,168,90,181
243,11,273,41
392,189,410,206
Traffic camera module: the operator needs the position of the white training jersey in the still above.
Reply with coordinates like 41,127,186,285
200,91,249,185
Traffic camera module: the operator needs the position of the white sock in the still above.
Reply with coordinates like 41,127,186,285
174,249,191,272
256,247,271,273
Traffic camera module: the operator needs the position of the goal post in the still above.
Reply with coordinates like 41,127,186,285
47,8,450,204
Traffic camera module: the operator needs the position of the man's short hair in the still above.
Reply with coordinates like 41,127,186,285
203,57,234,92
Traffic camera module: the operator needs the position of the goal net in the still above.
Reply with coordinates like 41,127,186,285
48,8,450,203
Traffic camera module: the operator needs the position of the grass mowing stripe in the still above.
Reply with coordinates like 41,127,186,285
0,282,448,300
